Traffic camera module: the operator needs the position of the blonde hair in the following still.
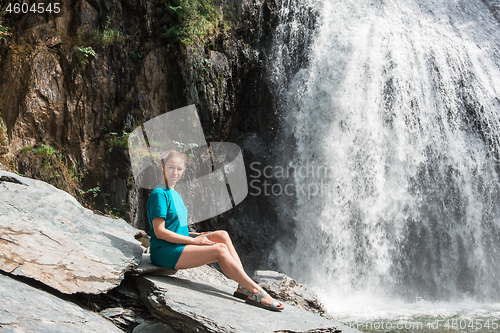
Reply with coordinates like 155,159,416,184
161,151,187,187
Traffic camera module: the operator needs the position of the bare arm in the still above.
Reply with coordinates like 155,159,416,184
152,217,212,246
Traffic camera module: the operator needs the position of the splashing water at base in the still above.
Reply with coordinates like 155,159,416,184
270,0,500,329
319,288,500,332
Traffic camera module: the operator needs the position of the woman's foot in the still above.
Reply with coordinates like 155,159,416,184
233,285,247,300
236,285,284,311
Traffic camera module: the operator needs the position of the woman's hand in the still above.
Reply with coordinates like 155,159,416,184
190,235,215,246
153,218,212,245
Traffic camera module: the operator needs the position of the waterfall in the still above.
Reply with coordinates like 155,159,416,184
272,0,500,308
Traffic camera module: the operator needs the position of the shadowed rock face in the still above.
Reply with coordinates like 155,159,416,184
0,273,124,333
0,170,142,294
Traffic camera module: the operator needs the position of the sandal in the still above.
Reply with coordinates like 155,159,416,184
233,284,249,300
244,289,284,312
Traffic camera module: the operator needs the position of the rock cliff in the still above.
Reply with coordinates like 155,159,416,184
0,0,291,272
1,0,325,289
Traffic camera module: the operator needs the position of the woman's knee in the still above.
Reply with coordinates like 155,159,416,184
216,230,231,242
214,243,229,257
210,230,231,243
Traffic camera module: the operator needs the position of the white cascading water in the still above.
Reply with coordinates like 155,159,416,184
272,0,500,321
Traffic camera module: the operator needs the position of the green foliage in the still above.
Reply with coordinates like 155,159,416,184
1,1,13,15
16,144,82,200
76,46,96,66
90,12,127,44
19,143,58,175
69,169,80,181
107,131,130,152
33,144,57,158
79,186,101,198
158,0,222,45
21,145,33,153
0,21,10,42
130,50,144,59
103,28,124,43
91,28,126,44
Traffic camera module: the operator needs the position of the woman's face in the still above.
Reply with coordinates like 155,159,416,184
163,156,186,188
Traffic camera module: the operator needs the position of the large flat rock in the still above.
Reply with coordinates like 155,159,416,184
0,273,123,332
0,170,143,294
135,266,360,333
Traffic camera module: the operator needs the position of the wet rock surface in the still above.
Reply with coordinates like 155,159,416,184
0,170,143,294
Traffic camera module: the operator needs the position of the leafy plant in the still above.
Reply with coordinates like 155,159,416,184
34,144,57,158
1,1,13,15
15,144,83,200
158,0,222,45
76,46,96,66
103,28,125,43
91,28,125,44
130,50,144,59
79,186,101,198
21,145,33,153
90,12,127,44
0,21,10,41
107,131,130,152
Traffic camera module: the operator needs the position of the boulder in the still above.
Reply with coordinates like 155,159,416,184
135,265,360,333
0,273,123,332
0,170,143,294
254,270,330,317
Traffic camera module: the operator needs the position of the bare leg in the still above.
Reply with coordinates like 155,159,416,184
175,243,282,308
204,230,243,269
204,231,248,296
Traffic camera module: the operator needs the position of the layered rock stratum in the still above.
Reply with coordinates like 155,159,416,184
0,170,143,294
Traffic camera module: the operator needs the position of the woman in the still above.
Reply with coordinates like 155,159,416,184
146,150,283,311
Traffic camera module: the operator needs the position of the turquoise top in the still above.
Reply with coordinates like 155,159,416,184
146,185,189,269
